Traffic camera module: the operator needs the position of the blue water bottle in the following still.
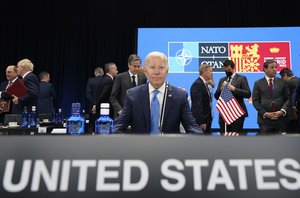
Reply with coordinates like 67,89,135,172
66,103,85,135
21,106,28,128
56,108,63,125
28,106,37,128
95,103,114,135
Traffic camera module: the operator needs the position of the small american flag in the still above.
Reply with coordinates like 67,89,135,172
216,85,245,125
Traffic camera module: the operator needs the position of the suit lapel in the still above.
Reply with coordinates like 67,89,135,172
140,85,150,131
273,77,278,94
230,74,238,86
137,73,144,86
199,78,209,98
162,85,172,129
262,78,271,93
126,72,132,87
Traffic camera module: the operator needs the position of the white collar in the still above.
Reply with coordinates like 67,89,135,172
200,76,207,84
148,82,166,95
22,71,31,78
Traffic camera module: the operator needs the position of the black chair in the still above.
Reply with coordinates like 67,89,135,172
39,113,51,121
3,114,22,126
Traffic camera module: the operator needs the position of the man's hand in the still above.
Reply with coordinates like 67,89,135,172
118,110,122,117
200,124,207,131
12,95,18,105
91,105,97,114
273,110,284,118
227,83,236,91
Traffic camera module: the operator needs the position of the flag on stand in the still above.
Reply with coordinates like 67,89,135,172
216,85,245,125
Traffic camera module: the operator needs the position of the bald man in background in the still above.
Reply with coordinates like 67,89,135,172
0,65,20,123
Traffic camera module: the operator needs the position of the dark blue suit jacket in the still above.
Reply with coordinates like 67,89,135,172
0,81,12,124
17,72,39,113
37,81,56,114
0,81,11,99
114,83,203,134
85,75,103,111
291,78,300,125
93,75,114,118
291,77,300,107
190,77,212,126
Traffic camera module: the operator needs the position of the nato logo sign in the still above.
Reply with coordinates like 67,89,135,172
168,42,291,73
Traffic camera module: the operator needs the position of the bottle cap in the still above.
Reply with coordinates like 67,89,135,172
100,103,110,108
71,102,81,114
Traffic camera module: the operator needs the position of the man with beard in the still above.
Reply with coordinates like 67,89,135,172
214,60,251,133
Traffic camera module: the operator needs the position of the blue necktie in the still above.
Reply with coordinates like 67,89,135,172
150,90,160,134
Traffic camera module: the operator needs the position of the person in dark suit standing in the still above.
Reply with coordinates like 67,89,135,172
110,54,147,118
12,58,39,114
214,60,251,133
85,67,104,133
190,64,214,133
85,67,104,112
0,65,20,123
279,68,298,133
291,75,300,131
37,71,57,114
114,51,203,134
252,59,290,134
92,63,118,120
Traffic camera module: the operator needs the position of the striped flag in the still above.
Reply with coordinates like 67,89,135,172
216,85,245,125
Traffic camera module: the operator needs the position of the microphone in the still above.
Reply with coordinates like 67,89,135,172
159,82,169,134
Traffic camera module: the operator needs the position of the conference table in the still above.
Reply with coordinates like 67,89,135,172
0,122,64,135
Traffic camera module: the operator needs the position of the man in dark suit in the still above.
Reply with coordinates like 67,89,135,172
214,60,251,133
0,65,20,123
114,51,203,134
85,67,104,132
110,54,147,118
37,71,57,114
252,59,290,133
85,67,104,112
190,64,213,133
279,68,299,133
291,76,300,131
92,63,118,120
12,58,39,114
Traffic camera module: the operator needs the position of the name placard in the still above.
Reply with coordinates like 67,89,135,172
0,135,299,197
